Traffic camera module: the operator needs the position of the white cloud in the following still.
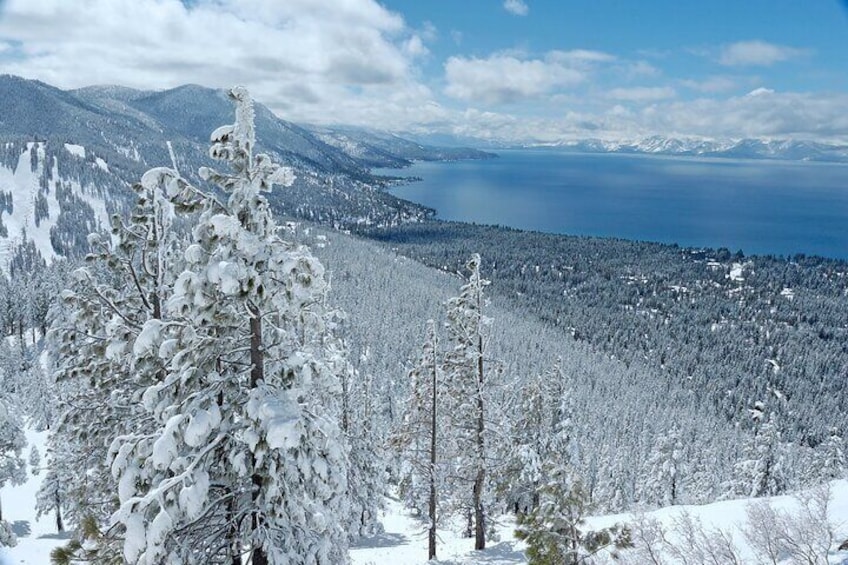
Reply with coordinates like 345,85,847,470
503,0,529,16
431,91,848,144
444,50,614,104
638,92,848,140
0,0,435,128
444,55,584,104
746,87,774,97
626,60,661,78
718,40,807,67
0,1,843,142
606,86,676,102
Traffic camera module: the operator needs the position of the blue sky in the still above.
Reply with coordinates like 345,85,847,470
0,0,846,142
391,0,848,93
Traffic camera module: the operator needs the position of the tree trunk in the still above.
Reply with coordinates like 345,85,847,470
428,341,438,561
474,332,486,551
54,491,63,533
249,304,268,565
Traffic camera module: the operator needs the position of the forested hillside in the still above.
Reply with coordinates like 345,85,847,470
1,83,846,564
361,221,848,489
0,75,493,270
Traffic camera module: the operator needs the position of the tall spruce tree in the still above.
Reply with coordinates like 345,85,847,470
443,254,497,551
110,87,349,565
394,320,444,560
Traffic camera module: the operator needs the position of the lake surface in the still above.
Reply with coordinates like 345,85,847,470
383,150,848,260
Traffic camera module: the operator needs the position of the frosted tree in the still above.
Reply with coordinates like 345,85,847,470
35,454,65,534
811,428,845,482
0,397,26,547
642,427,685,506
733,402,786,498
28,444,40,475
443,254,498,550
110,87,349,565
43,147,184,539
501,360,573,515
337,346,385,540
393,320,444,560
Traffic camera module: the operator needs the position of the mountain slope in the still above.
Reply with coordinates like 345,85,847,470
0,75,493,265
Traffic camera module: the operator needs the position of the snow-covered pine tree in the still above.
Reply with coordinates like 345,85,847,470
337,342,385,540
111,87,349,565
393,320,444,559
28,444,40,474
733,401,786,498
443,254,498,550
501,359,573,516
35,448,65,534
0,396,26,547
642,426,685,506
811,427,845,482
43,153,184,542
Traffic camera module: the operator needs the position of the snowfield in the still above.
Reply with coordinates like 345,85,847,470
4,429,848,565
0,430,70,565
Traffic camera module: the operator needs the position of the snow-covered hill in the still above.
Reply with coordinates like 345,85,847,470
0,74,495,266
5,430,848,565
0,140,123,271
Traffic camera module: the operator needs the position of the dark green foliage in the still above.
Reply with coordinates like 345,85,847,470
515,474,631,565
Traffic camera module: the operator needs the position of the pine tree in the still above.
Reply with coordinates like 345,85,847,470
111,87,349,565
514,469,631,565
393,320,443,560
643,426,685,506
28,444,40,475
0,396,26,547
43,146,184,543
733,402,786,498
35,458,65,534
812,428,845,482
502,360,573,515
443,254,497,551
337,346,385,540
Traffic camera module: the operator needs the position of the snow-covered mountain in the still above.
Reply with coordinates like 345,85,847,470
0,75,491,270
536,135,848,162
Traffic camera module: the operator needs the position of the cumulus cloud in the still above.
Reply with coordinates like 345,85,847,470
432,90,848,144
503,0,529,16
444,50,612,104
640,91,848,140
0,0,436,128
718,40,807,67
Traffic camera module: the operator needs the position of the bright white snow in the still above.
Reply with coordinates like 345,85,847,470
5,432,848,564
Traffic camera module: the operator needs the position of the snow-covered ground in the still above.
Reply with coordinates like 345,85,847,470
0,430,70,565
4,431,848,564
350,498,526,565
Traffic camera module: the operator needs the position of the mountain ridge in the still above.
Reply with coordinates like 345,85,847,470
528,135,848,163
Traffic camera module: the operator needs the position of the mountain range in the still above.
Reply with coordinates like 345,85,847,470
531,135,848,162
0,74,491,270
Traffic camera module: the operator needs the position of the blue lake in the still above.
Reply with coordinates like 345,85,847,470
383,150,848,260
